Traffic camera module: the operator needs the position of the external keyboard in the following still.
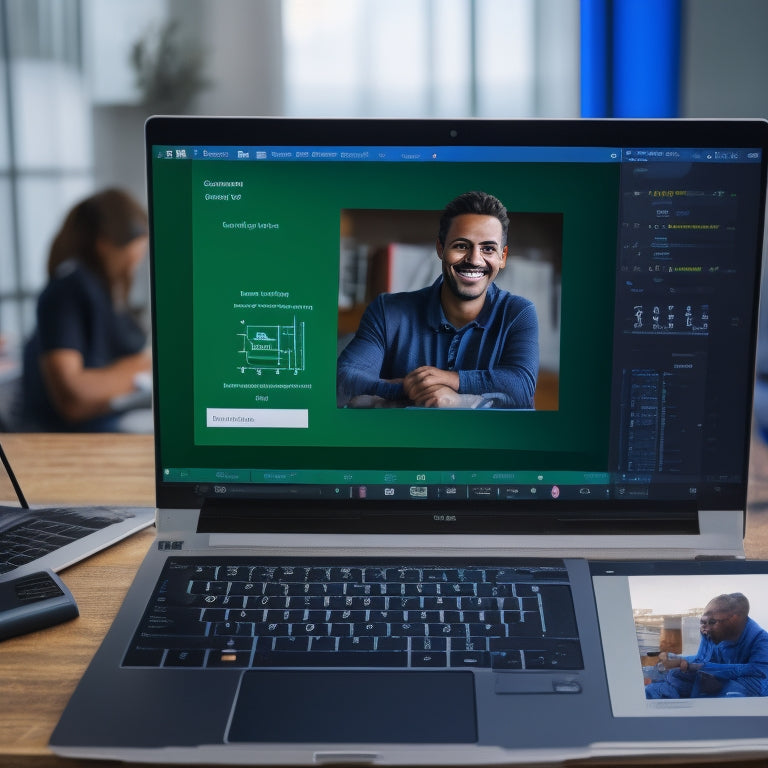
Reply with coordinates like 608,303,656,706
0,509,118,574
124,558,583,671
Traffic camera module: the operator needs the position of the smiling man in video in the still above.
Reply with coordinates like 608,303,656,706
337,190,539,409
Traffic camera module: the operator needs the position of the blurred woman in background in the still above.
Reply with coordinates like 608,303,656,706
22,188,152,432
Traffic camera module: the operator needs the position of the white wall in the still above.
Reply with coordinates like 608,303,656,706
90,0,284,204
184,0,284,117
681,0,768,118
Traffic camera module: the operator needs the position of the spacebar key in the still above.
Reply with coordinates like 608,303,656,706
251,651,408,668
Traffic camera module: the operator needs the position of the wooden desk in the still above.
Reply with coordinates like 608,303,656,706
1,432,768,768
0,434,156,767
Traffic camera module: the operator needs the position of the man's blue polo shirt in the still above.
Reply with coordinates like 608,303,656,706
337,278,539,408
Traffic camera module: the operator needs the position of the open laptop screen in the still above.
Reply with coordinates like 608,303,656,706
146,118,767,531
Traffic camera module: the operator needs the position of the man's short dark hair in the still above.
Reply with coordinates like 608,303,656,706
438,190,509,246
710,592,750,617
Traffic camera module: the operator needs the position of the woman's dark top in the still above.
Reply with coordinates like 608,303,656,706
22,263,146,432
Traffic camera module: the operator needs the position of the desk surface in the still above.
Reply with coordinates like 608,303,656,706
1,432,768,768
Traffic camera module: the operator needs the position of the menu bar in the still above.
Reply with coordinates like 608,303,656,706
154,145,762,164
154,145,622,163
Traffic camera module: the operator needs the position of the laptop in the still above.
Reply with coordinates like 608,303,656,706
51,117,768,763
0,441,154,583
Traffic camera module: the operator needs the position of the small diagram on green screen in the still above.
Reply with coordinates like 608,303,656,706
237,317,306,374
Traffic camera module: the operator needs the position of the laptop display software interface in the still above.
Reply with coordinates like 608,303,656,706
148,119,765,536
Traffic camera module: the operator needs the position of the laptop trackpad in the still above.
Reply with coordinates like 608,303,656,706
228,670,477,744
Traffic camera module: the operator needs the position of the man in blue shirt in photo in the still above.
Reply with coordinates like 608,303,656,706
645,593,768,699
337,191,539,409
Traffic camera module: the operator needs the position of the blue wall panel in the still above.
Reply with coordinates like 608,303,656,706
581,0,681,117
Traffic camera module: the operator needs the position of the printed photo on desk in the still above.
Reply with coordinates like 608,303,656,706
593,564,768,719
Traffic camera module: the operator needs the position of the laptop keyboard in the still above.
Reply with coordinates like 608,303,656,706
0,508,120,574
123,557,583,671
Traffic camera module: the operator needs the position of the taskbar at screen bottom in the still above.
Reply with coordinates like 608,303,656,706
190,482,609,502
174,480,721,504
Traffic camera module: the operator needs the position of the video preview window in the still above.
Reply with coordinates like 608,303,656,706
336,206,562,411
